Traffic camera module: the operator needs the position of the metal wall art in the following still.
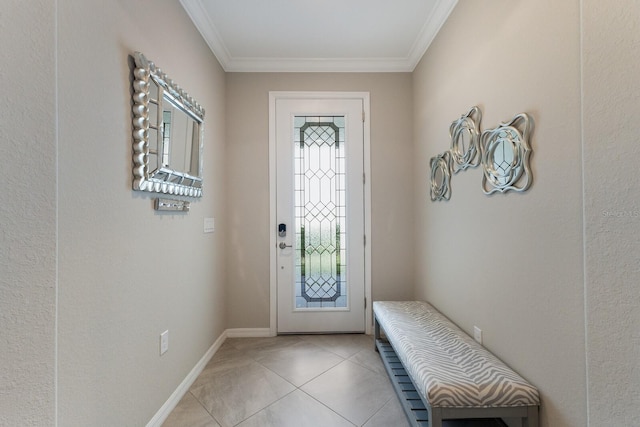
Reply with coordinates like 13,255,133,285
429,107,534,202
430,151,452,201
132,52,205,198
480,113,533,195
450,106,482,173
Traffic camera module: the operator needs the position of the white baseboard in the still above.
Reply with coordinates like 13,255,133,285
146,332,226,427
146,327,274,426
226,328,273,338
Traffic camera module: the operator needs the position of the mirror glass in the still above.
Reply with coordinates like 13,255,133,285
490,133,517,186
460,126,472,154
434,163,445,187
449,106,481,173
162,94,201,177
132,52,205,197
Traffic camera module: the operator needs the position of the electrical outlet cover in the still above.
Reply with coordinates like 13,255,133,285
160,330,169,355
204,217,215,233
473,326,482,344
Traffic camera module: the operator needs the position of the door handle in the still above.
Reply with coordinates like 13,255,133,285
279,242,293,249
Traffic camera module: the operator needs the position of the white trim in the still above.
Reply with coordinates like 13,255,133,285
224,57,416,73
178,0,232,67
180,0,457,73
146,327,274,426
269,91,373,335
269,95,278,337
362,96,373,335
407,0,459,70
146,332,226,427
225,328,273,338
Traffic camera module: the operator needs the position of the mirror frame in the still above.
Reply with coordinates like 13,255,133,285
450,106,482,173
430,151,452,201
131,51,205,198
480,112,533,195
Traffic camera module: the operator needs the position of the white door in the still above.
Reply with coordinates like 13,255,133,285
274,95,366,333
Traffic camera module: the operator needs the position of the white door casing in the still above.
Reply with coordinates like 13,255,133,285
269,92,372,334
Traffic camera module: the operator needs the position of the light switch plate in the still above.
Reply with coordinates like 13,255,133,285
204,217,215,233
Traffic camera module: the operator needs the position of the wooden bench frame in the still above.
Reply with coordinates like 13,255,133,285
374,310,539,427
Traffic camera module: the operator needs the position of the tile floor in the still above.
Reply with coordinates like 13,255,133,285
162,334,505,427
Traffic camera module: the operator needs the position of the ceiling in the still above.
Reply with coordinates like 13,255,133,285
179,0,458,72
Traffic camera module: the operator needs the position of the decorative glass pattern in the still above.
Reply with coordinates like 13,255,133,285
294,116,347,309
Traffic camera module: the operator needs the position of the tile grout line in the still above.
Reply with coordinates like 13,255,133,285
237,336,355,426
243,335,392,427
166,335,400,427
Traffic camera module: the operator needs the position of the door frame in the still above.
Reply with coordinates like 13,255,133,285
269,91,372,336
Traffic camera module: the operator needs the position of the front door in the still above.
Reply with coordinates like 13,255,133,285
273,94,366,333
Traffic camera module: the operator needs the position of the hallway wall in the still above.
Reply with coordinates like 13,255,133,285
0,0,226,426
3,1,639,425
225,73,415,329
582,0,640,424
0,1,57,424
412,1,585,426
58,1,227,425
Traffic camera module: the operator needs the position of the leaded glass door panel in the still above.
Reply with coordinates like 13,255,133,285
275,97,365,333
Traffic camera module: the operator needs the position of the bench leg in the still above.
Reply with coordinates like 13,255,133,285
523,405,539,427
429,407,442,427
374,315,380,352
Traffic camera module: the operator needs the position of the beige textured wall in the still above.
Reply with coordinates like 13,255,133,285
226,73,415,328
582,0,640,424
412,1,586,426
56,0,227,425
0,1,57,424
8,1,637,424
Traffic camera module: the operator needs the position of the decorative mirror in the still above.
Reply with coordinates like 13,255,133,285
450,106,482,173
430,151,452,201
480,113,533,195
131,52,205,198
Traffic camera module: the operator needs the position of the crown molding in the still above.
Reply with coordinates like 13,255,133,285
180,0,457,73
223,57,416,73
179,0,231,66
407,0,459,70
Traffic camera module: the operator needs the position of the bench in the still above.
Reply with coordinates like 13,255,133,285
373,301,540,427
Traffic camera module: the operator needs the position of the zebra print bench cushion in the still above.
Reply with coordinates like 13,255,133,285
374,301,540,408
